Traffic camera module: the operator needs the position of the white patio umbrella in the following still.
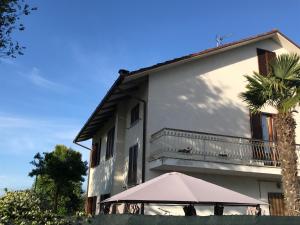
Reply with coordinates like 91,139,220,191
102,172,266,206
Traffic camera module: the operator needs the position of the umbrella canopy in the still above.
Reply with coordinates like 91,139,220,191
102,172,266,206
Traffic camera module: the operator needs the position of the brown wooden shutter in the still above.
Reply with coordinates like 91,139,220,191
250,112,263,160
94,143,99,166
106,127,115,160
268,193,285,216
91,144,96,168
86,197,93,214
128,144,138,185
92,196,97,215
257,48,276,76
250,113,262,140
97,139,101,166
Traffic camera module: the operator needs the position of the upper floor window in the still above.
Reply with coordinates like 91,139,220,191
128,144,138,186
257,48,276,76
106,127,115,160
130,104,140,125
91,140,101,168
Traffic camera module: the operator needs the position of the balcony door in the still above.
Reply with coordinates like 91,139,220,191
250,112,278,164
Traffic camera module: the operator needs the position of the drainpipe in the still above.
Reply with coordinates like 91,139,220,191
73,141,92,212
117,70,147,184
117,70,148,214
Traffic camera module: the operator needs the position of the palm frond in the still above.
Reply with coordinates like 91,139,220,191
270,53,300,81
241,53,300,113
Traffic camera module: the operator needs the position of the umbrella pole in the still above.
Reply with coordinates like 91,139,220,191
141,203,144,214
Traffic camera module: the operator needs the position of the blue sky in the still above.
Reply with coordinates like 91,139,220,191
0,0,300,195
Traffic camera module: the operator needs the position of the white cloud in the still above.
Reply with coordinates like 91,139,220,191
18,67,71,92
28,67,70,92
28,67,59,89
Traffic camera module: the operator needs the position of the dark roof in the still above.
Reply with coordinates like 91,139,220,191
74,29,299,143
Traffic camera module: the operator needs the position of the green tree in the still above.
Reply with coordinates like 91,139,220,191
29,145,88,214
240,53,300,215
0,0,37,58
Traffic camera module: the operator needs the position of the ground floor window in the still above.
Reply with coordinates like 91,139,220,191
128,144,138,186
87,196,97,215
268,192,285,216
100,193,111,213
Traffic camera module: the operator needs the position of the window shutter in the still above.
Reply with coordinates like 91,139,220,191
250,113,262,140
132,145,138,183
106,127,115,160
257,49,267,75
96,140,101,166
257,48,276,76
86,197,93,214
89,148,93,168
91,144,96,168
266,51,276,64
95,143,99,166
128,146,133,184
128,144,138,185
92,196,97,215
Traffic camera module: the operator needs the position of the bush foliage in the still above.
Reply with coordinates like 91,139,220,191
0,190,89,225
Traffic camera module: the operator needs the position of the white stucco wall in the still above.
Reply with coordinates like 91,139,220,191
88,117,116,213
147,39,288,140
88,81,148,214
88,36,300,215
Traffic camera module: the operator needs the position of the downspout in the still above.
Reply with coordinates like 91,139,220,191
141,99,147,183
117,70,147,183
126,96,147,214
73,141,92,212
140,98,147,215
117,70,148,215
115,91,147,183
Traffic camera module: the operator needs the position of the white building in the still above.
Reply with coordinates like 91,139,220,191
74,30,300,216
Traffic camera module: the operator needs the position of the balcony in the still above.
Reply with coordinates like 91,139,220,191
149,128,300,177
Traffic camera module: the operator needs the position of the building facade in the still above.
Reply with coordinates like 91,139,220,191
74,30,300,216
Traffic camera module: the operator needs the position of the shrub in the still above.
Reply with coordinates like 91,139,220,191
0,190,89,225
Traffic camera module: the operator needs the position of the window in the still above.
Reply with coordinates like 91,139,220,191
250,112,276,141
128,144,138,185
90,143,97,168
95,139,101,166
87,196,97,215
90,139,101,168
257,48,276,76
130,104,140,125
250,112,278,163
261,113,276,142
268,193,285,216
106,127,115,160
100,193,111,213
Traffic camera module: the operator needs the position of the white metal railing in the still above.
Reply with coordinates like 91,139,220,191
150,128,300,167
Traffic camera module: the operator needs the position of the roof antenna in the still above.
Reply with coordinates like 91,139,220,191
216,33,232,47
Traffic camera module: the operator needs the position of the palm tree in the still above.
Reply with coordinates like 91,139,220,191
240,53,300,216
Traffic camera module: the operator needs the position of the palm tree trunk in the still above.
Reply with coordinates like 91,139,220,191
274,112,300,216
